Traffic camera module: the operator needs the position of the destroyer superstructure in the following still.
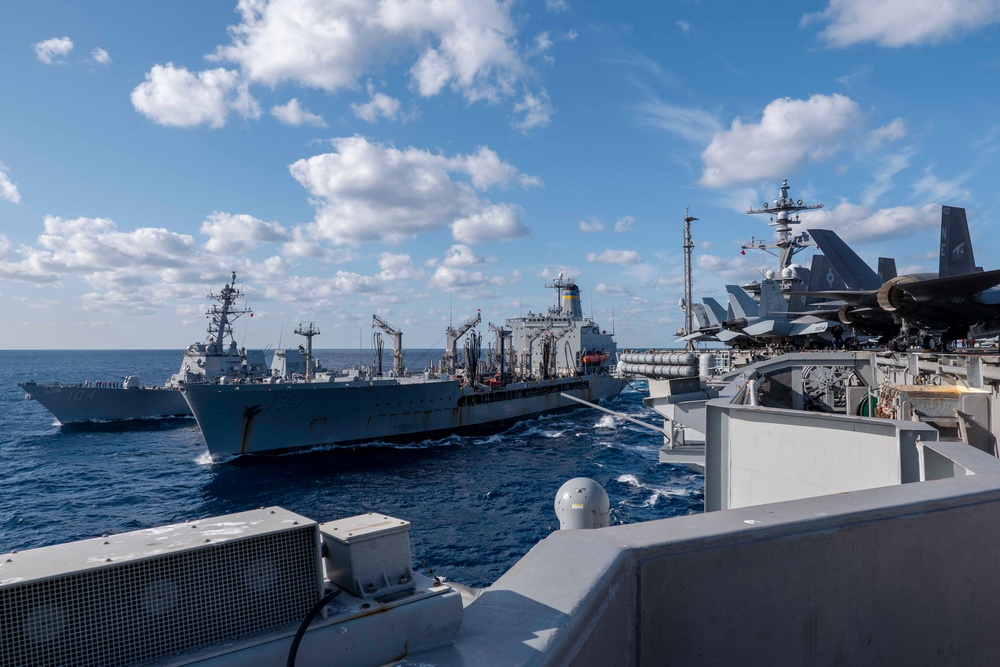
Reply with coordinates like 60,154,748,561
19,272,266,423
181,274,626,456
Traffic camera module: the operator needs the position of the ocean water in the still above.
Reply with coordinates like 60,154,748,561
0,349,703,587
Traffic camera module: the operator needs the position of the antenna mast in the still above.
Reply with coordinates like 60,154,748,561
743,178,823,269
683,209,699,351
294,322,320,382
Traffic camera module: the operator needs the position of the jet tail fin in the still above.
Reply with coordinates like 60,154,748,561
691,302,709,329
878,257,897,281
703,297,727,326
939,206,976,278
807,228,882,290
758,280,787,318
726,285,759,319
807,254,847,295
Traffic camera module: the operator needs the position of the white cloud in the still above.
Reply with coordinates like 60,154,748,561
442,244,486,266
595,283,633,297
429,265,519,296
677,20,691,34
91,48,111,66
458,146,542,189
911,170,973,204
0,164,21,204
862,148,915,207
0,216,200,288
271,98,327,127
867,118,907,151
352,82,402,123
530,32,554,58
34,37,73,64
452,204,529,244
699,94,863,188
546,0,569,11
805,0,1000,47
512,90,554,132
200,212,289,253
0,214,399,317
131,64,261,128
696,254,756,283
288,136,537,245
586,249,642,266
212,0,529,107
614,216,634,233
801,202,939,243
579,218,604,233
378,252,422,281
636,100,721,144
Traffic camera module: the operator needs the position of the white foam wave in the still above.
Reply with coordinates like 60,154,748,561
595,415,617,429
194,450,217,466
617,473,641,488
616,473,696,507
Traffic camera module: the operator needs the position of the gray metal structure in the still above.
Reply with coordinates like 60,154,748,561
742,178,823,269
181,275,624,456
0,507,462,667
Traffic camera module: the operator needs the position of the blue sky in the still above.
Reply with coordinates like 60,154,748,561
2,0,1000,350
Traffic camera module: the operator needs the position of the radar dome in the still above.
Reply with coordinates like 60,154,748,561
554,478,610,529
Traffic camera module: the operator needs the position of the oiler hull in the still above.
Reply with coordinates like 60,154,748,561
182,374,629,456
18,382,191,424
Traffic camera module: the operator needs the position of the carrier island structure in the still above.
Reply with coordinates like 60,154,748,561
180,274,627,456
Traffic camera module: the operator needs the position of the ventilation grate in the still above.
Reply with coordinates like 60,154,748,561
0,507,321,667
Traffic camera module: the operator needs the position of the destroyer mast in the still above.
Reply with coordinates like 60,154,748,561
205,271,252,356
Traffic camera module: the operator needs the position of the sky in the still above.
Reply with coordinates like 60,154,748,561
2,0,1000,350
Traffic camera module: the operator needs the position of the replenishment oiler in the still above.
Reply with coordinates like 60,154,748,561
18,272,270,424
181,274,627,456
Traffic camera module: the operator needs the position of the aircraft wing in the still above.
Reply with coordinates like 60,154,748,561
742,320,778,337
787,320,831,336
896,268,1000,302
795,289,878,306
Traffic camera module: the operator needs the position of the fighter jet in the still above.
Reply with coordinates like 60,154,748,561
720,279,839,348
808,206,1000,349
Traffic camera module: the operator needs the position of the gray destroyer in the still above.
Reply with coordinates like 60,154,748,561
181,275,627,456
19,273,268,424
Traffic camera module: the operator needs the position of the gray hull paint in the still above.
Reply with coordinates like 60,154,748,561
18,383,190,424
182,374,628,456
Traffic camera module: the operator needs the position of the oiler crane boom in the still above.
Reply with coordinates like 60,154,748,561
372,315,404,377
443,312,481,374
488,322,512,381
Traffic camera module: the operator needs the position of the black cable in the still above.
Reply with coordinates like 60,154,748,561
286,588,343,667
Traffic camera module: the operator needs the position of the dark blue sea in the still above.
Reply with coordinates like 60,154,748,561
0,349,703,587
